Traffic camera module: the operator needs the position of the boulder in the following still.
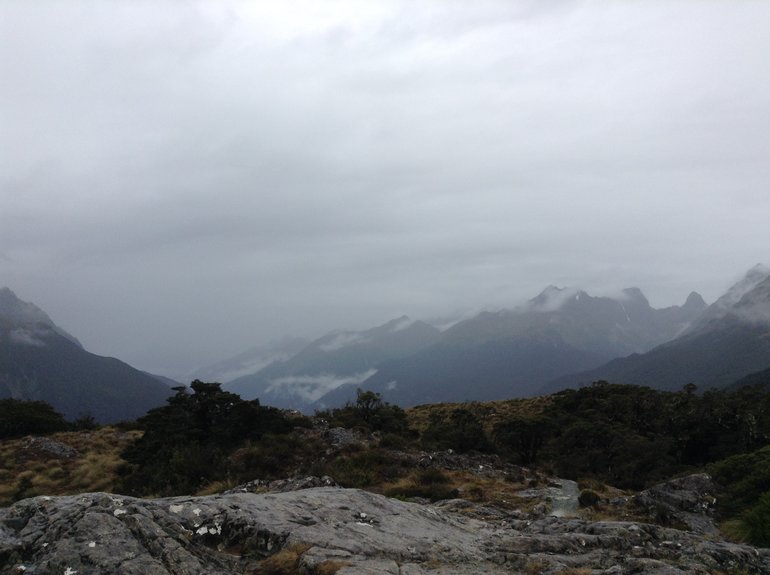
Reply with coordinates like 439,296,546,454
634,473,719,535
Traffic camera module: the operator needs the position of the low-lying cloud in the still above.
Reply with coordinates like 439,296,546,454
9,327,47,347
266,369,378,402
319,333,371,352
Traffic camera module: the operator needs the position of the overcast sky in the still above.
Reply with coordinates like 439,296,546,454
1,1,769,379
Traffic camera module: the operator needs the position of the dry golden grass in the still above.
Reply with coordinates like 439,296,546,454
375,467,540,514
196,478,241,496
251,543,312,575
406,396,554,435
0,427,141,506
524,558,550,574
312,560,349,575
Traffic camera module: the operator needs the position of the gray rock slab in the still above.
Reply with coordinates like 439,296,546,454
1,487,768,575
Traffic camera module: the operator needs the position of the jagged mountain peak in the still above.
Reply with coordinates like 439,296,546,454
732,275,770,323
547,266,770,395
748,262,770,277
528,286,584,312
0,287,82,348
714,265,770,309
528,286,657,314
689,265,770,332
620,287,650,306
683,291,707,310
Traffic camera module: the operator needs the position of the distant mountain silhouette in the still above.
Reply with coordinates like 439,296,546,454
315,286,706,408
545,265,770,394
0,288,171,422
226,316,440,411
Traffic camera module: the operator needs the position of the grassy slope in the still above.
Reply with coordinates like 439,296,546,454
405,395,554,434
0,427,140,505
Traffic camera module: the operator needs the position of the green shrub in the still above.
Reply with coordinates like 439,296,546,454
386,484,459,502
741,492,770,547
420,408,491,453
416,468,450,486
317,390,410,435
324,449,406,488
577,489,600,508
708,445,770,517
119,381,294,496
0,399,68,438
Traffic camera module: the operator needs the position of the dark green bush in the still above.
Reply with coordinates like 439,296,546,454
384,482,459,502
578,489,600,508
229,433,323,481
708,445,770,517
493,416,552,465
324,449,406,488
119,381,294,496
0,399,68,438
416,468,450,485
741,491,770,547
420,408,491,453
317,389,410,435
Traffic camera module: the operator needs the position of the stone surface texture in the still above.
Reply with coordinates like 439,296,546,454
1,482,769,575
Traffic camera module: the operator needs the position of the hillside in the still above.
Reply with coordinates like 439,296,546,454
0,288,171,422
4,381,770,573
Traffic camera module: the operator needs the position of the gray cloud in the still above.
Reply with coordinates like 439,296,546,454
1,1,769,378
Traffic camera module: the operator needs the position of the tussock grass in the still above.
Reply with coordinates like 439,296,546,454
0,427,141,506
406,396,554,435
196,478,240,496
251,543,312,575
377,467,538,511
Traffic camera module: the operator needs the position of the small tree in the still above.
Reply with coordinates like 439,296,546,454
318,389,409,434
120,380,291,495
493,416,552,465
0,399,68,438
421,408,491,453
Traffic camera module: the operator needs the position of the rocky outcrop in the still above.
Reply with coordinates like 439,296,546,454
20,437,78,460
634,473,719,536
1,486,768,575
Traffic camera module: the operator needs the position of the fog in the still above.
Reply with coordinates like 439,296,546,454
1,1,769,379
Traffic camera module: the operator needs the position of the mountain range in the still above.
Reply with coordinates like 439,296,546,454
219,265,770,410
4,264,769,420
546,264,770,393
217,281,709,411
0,288,171,423
226,316,441,410
317,285,707,409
